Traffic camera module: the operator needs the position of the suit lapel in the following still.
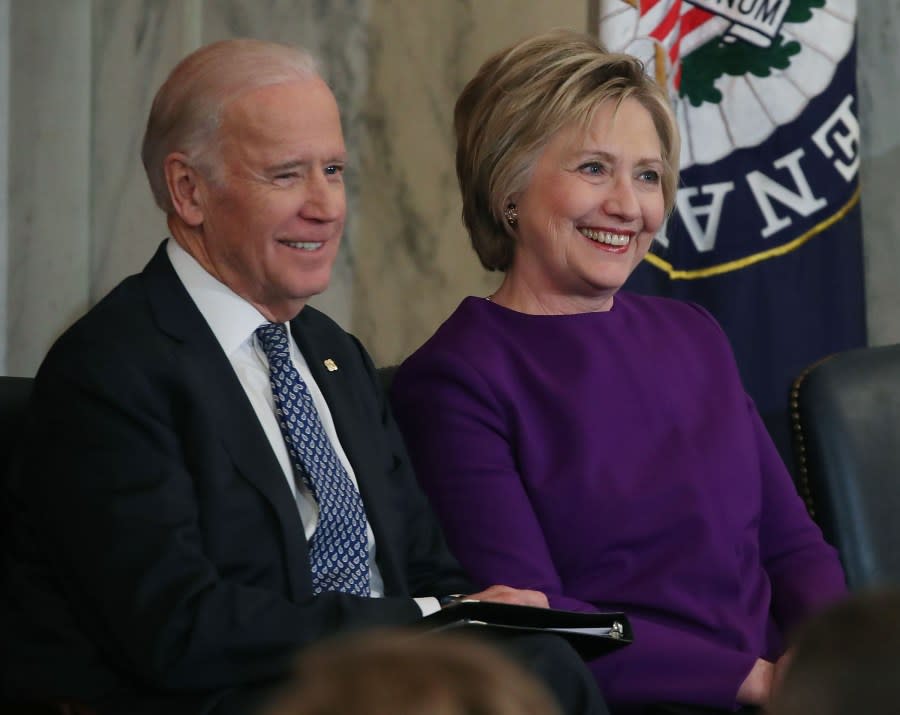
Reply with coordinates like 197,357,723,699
289,316,403,586
289,318,372,492
291,316,407,595
142,244,311,596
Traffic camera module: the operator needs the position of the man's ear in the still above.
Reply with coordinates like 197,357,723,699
164,153,205,227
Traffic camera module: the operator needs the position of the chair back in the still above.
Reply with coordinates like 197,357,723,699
377,365,399,395
0,377,100,715
0,377,33,478
791,343,900,589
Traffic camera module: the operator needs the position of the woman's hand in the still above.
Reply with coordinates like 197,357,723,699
736,657,775,705
772,648,795,695
466,584,550,608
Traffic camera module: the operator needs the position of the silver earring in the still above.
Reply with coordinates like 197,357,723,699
504,203,518,227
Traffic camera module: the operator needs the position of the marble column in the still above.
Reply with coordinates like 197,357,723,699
0,0,8,375
857,2,900,346
90,0,204,305
354,0,587,366
7,1,92,376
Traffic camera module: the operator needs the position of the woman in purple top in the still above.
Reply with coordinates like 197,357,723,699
391,30,846,715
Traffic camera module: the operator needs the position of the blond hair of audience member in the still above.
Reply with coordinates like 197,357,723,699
768,589,900,715
262,629,562,715
454,28,679,272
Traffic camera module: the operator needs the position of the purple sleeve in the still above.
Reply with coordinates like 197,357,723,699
686,305,847,636
751,398,848,633
687,304,847,633
392,352,565,596
392,352,758,710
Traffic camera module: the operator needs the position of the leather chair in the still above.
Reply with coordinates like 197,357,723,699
0,377,95,715
0,378,33,546
0,376,33,480
791,343,900,590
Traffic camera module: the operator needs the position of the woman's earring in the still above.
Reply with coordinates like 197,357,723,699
504,203,518,228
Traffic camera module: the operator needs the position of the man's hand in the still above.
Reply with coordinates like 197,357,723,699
465,584,549,608
736,657,775,706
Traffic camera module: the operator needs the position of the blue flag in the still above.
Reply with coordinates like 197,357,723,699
598,0,865,464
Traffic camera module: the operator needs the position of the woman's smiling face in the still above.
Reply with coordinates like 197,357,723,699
509,97,666,313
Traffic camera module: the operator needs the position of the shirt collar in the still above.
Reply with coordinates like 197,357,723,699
167,238,278,357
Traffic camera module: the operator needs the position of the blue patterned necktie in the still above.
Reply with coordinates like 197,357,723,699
255,322,370,596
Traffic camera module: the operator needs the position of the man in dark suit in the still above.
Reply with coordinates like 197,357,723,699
0,39,607,715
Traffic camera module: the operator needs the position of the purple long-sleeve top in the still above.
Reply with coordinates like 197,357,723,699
391,293,847,712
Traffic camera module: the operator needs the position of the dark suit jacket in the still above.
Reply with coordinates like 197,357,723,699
1,242,472,713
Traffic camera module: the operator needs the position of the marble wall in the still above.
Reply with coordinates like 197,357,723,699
90,0,203,308
857,1,900,346
0,0,8,375
354,1,587,363
2,0,899,375
8,2,92,376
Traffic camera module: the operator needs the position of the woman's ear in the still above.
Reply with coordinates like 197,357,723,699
164,152,205,227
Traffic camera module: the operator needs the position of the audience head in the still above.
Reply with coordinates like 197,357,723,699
454,29,679,274
769,589,900,715
142,39,347,323
261,629,562,715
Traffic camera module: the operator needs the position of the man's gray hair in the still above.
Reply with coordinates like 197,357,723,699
141,38,321,213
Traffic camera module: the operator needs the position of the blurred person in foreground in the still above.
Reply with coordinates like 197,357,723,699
262,629,562,715
767,589,900,715
390,29,847,715
0,38,606,715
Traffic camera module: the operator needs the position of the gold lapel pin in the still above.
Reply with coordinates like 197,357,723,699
323,358,339,372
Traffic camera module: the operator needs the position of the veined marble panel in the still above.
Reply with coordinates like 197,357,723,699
8,1,92,376
13,0,894,379
203,0,375,332
857,1,900,346
91,0,203,305
0,0,9,375
354,0,587,367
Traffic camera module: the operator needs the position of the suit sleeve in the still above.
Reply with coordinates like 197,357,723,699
20,338,433,692
348,334,474,599
391,349,759,710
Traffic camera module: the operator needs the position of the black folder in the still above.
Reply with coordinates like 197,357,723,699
423,600,633,659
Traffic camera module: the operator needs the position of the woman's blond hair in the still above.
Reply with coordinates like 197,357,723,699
455,29,680,271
